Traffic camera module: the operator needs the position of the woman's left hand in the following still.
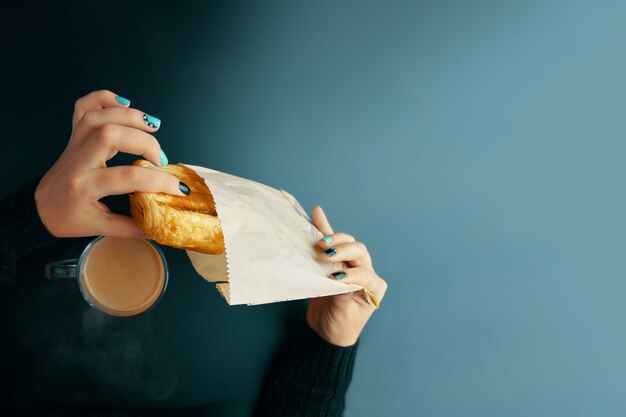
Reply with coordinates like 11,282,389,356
307,206,388,347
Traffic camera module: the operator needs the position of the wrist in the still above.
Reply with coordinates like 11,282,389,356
34,180,60,238
306,316,359,348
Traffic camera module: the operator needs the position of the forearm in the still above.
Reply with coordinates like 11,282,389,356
0,177,59,283
254,323,358,417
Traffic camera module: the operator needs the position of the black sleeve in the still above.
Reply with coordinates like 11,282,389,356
254,323,359,417
0,178,59,283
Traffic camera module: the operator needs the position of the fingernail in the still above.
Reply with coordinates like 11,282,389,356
160,150,169,166
143,113,161,129
115,95,131,106
331,272,346,280
324,247,337,257
179,181,191,195
321,236,333,244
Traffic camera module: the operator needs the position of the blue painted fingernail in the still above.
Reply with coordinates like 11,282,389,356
321,236,333,244
115,95,131,106
143,113,161,129
331,272,346,280
160,150,169,166
324,248,337,257
179,181,191,195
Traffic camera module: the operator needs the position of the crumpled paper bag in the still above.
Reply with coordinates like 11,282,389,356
184,164,377,306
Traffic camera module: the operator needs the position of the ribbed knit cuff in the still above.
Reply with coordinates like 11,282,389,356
0,178,59,283
254,323,359,417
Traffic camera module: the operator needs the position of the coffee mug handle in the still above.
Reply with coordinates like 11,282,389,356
45,259,79,280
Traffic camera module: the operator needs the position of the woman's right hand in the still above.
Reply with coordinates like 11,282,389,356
35,90,186,238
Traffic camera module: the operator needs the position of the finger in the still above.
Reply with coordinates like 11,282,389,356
328,267,388,304
92,165,185,198
317,241,372,269
72,107,162,147
317,232,355,250
81,125,164,168
73,90,131,128
98,212,144,239
312,206,334,236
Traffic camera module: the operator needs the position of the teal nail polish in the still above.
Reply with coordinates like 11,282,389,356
324,248,337,257
179,181,191,195
321,236,333,244
115,95,131,106
160,150,169,166
143,113,161,129
331,272,346,280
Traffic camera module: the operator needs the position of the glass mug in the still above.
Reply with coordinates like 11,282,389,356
45,236,169,317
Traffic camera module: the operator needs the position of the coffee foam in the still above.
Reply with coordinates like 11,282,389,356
81,237,165,317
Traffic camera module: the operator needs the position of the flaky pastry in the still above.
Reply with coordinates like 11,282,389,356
129,160,225,254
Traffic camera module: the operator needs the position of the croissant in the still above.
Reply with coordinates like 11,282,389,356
129,160,225,254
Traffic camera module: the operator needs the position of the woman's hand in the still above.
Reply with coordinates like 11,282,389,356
307,206,388,347
35,90,186,238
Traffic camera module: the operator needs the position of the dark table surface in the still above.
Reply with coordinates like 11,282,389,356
0,233,306,414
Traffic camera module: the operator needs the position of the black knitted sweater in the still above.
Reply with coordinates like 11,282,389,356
0,179,357,417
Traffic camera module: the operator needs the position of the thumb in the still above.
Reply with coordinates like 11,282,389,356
312,206,334,236
99,213,144,238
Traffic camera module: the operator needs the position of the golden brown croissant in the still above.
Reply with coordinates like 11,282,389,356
129,160,225,254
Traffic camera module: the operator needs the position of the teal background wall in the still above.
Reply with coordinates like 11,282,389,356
2,0,626,415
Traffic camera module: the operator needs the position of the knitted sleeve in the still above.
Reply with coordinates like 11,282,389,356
254,323,359,417
0,178,59,283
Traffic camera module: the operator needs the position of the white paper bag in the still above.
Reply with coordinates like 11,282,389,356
184,164,376,306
